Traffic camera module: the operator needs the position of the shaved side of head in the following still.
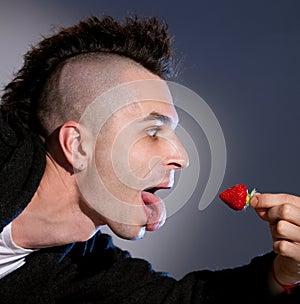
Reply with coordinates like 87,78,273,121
38,53,158,135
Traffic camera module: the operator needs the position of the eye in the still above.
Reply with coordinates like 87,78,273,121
146,127,161,138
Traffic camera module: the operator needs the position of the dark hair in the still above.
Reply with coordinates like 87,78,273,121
0,15,177,134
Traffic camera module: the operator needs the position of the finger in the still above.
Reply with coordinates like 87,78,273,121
267,204,300,225
271,220,300,243
250,193,300,209
273,239,300,263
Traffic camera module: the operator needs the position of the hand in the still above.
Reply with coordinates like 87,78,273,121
250,193,300,289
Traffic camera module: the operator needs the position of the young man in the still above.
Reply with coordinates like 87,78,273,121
0,16,299,303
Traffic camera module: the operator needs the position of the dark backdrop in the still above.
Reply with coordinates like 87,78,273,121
1,0,299,279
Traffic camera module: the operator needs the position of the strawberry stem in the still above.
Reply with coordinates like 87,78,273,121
245,188,257,208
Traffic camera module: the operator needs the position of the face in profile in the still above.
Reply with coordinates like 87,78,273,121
76,78,189,240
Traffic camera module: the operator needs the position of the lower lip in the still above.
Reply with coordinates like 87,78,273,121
141,191,166,231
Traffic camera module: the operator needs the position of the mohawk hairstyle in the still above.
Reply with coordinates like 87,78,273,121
0,15,177,134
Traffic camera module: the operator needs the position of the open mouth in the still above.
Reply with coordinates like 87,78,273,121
143,187,160,194
141,186,169,231
143,186,171,194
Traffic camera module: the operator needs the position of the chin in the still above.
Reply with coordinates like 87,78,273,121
109,223,146,241
130,226,146,240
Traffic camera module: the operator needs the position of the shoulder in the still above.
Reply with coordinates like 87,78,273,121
0,116,46,231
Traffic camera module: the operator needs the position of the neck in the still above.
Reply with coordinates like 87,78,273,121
11,153,104,249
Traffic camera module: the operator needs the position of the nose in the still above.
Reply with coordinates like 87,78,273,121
165,134,189,170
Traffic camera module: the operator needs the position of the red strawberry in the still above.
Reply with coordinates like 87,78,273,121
219,183,256,211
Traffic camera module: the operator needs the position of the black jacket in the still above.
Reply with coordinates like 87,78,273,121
0,117,298,303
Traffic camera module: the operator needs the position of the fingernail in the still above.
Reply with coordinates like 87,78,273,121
250,196,258,207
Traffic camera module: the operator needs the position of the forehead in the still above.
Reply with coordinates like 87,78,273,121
118,99,179,127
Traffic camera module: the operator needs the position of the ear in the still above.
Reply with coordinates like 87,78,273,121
58,121,91,172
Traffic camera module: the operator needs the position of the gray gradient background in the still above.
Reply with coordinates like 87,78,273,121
1,0,299,279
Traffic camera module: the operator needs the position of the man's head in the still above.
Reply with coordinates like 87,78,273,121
46,53,189,240
1,16,188,240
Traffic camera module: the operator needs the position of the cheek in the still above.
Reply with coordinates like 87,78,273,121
128,141,151,178
94,138,122,196
94,136,146,194
128,140,167,187
94,144,112,177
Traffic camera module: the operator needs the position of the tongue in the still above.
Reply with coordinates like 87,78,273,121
141,191,165,231
141,190,161,205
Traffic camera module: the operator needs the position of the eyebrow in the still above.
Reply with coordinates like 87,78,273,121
140,111,174,127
